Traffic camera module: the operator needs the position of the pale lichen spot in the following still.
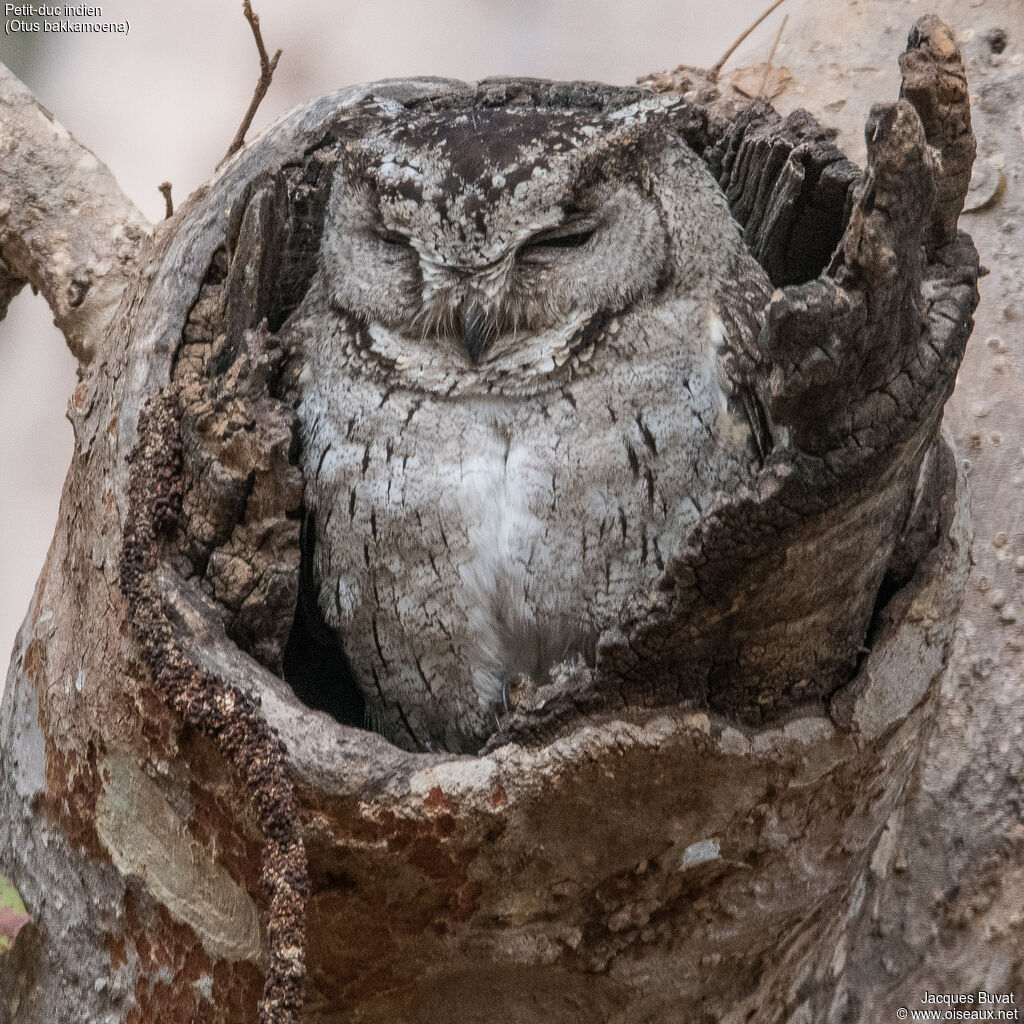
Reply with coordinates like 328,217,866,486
680,838,721,869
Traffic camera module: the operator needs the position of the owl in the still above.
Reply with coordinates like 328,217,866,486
285,83,773,754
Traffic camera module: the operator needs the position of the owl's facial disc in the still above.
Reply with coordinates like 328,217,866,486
324,181,666,377
316,104,685,391
412,205,618,365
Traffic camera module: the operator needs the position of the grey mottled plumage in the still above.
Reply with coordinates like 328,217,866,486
287,86,772,753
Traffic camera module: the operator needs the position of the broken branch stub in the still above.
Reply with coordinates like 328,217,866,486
899,13,976,254
761,99,939,451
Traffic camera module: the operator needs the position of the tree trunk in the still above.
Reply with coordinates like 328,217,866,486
0,17,983,1024
724,1,1024,1017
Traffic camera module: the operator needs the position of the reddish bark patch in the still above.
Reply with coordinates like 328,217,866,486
21,638,45,684
423,785,457,814
369,809,477,889
135,684,179,756
128,976,198,1024
299,797,494,1009
306,887,399,1004
212,959,265,1024
407,834,458,880
125,902,261,1024
41,741,105,860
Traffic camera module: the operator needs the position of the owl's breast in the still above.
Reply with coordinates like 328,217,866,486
299,338,755,750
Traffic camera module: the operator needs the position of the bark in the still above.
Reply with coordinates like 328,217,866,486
711,1,1024,1017
0,17,982,1024
0,64,151,362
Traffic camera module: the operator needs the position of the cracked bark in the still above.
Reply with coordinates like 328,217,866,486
0,16,983,1024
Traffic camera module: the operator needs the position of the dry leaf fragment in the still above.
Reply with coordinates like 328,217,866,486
726,62,793,98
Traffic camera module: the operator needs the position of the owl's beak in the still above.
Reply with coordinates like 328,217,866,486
461,303,488,364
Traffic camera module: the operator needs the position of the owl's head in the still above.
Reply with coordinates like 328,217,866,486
316,87,750,394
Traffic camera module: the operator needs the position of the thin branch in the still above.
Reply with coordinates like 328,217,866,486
758,14,789,97
708,0,789,82
0,64,151,362
220,0,283,166
158,181,174,219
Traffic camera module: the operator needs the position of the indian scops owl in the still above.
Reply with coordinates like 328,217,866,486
286,85,772,754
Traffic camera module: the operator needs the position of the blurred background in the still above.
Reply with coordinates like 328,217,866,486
0,0,776,668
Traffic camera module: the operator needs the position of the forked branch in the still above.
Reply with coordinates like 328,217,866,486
707,0,789,82
221,0,283,165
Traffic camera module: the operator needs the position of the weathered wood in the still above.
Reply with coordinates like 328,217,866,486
899,14,976,256
595,25,978,727
711,101,859,286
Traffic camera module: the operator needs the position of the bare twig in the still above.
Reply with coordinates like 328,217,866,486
708,0,789,82
758,14,789,96
158,181,174,219
220,0,283,166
